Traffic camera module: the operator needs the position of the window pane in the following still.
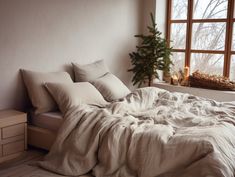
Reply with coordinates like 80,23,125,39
171,0,188,20
232,23,235,50
170,23,187,49
233,1,235,18
190,53,224,75
230,55,235,81
192,23,226,50
193,0,228,19
171,52,185,73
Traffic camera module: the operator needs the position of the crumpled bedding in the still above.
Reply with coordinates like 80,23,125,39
38,87,235,177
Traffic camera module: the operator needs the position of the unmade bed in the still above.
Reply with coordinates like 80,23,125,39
21,61,235,177
36,87,235,177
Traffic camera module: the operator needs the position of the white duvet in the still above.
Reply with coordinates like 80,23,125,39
38,87,235,177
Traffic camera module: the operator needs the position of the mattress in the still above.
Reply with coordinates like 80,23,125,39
31,112,63,131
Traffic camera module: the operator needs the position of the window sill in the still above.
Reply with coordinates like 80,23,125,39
152,82,235,102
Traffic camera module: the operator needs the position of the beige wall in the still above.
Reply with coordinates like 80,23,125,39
140,0,166,36
0,0,153,111
141,0,156,34
155,0,167,37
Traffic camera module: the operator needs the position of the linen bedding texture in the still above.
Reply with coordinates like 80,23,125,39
91,72,130,102
21,69,73,114
72,60,109,82
38,87,235,177
21,60,130,116
45,82,108,114
73,60,131,101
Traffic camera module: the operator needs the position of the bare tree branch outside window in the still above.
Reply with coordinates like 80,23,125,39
169,0,235,81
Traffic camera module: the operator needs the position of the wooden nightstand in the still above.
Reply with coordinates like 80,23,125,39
0,109,27,163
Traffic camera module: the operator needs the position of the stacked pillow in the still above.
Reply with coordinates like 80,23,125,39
45,82,107,114
21,70,73,114
22,60,131,115
72,60,109,82
91,73,130,102
72,60,131,102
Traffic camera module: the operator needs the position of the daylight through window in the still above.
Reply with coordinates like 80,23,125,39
167,0,235,81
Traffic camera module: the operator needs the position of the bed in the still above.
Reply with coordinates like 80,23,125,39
28,112,62,150
35,87,235,177
21,61,235,177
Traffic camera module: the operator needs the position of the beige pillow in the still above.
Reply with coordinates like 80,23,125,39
91,73,130,102
72,60,109,82
21,70,73,114
45,82,107,114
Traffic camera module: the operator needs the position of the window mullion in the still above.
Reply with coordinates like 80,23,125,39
185,0,193,68
166,0,172,47
224,0,234,77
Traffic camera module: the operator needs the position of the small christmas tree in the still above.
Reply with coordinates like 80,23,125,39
128,13,172,87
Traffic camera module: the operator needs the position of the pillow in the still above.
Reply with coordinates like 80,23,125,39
72,60,109,82
91,73,131,102
45,82,107,114
21,69,73,114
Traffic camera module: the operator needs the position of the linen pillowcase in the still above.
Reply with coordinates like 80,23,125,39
91,73,131,102
21,69,73,114
72,60,109,82
45,82,107,114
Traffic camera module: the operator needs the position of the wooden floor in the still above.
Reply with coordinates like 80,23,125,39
0,147,92,177
0,147,46,170
0,148,72,177
0,147,64,177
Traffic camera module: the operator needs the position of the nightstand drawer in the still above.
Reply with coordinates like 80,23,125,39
2,123,25,139
0,110,27,163
3,140,25,156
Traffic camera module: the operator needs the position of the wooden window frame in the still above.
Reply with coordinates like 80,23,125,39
166,0,235,77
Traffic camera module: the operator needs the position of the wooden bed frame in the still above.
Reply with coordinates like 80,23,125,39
28,125,56,150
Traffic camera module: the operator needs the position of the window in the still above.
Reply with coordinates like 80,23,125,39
167,0,235,80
